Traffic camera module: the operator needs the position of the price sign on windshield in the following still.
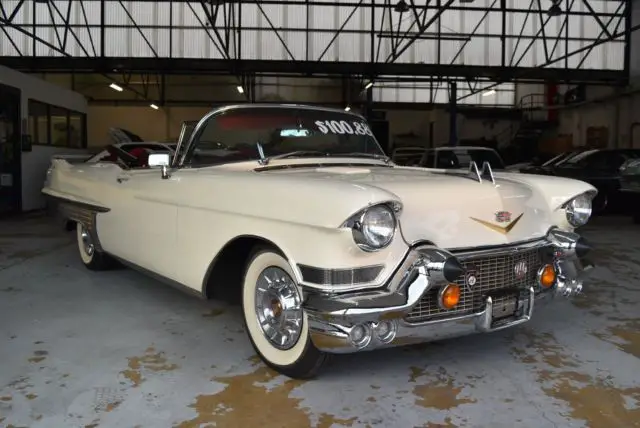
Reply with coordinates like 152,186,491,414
314,120,374,137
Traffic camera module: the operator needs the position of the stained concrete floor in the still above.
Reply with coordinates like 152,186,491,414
0,213,638,428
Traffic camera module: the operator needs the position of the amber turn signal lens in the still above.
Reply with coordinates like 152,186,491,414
538,264,556,288
439,284,461,310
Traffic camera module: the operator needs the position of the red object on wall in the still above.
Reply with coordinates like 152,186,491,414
546,83,558,122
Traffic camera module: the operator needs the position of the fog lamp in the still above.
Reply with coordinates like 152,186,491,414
538,264,556,288
374,320,397,343
438,284,461,310
349,323,372,348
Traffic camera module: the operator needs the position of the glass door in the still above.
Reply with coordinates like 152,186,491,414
0,83,22,215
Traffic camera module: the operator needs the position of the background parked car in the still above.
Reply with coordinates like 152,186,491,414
541,148,640,214
392,146,506,170
619,158,640,223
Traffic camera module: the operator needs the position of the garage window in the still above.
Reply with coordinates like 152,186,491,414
27,99,86,148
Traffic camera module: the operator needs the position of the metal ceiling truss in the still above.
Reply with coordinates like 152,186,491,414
0,0,634,87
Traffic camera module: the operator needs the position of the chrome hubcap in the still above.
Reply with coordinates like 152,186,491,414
80,226,95,257
254,267,303,350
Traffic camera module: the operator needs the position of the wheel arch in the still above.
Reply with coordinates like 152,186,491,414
200,234,300,301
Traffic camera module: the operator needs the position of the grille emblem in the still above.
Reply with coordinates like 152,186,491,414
464,265,478,291
514,260,528,279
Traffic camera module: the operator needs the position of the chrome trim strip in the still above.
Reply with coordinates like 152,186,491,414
450,238,550,258
297,264,385,287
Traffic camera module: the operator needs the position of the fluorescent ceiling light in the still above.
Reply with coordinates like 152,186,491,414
364,82,374,90
236,85,244,94
109,83,123,92
344,106,351,111
150,104,159,110
482,89,496,97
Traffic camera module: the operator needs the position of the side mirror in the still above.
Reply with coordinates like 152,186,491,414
148,153,171,179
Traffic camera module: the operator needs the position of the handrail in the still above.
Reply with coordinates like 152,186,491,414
518,93,547,110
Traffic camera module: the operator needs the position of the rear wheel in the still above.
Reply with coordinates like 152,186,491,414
241,248,328,379
76,223,116,270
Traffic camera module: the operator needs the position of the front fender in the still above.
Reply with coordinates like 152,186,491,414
177,207,409,293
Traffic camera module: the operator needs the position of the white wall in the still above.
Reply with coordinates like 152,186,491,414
0,65,88,211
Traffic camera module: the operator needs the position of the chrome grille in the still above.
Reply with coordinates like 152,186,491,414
405,244,549,324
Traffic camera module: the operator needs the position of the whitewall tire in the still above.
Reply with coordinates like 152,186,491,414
242,248,327,379
76,223,115,271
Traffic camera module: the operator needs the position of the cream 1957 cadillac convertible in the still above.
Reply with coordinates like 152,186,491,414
43,104,595,379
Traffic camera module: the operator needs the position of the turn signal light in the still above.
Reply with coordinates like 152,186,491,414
438,284,461,310
538,264,556,288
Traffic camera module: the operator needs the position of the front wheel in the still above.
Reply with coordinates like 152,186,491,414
241,248,328,379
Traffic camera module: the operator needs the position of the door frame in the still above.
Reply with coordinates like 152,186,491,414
0,82,23,216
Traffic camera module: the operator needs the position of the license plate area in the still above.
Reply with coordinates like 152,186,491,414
488,288,520,321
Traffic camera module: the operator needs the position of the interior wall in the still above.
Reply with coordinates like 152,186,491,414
557,89,640,149
0,66,89,212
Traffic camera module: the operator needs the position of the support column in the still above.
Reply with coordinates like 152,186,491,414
365,84,373,119
448,81,457,146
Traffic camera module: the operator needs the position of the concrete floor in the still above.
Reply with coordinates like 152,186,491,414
0,214,638,428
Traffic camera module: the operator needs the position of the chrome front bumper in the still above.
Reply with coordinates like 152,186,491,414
303,230,594,354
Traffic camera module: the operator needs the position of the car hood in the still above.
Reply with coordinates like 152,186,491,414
261,164,594,249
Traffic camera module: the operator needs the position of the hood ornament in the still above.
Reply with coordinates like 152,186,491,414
467,161,496,185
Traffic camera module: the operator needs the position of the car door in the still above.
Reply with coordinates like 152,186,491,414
96,167,181,282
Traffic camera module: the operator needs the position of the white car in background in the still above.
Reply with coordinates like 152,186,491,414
43,104,596,379
392,145,507,170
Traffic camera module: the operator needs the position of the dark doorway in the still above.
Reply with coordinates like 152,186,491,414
0,83,22,215
370,120,390,155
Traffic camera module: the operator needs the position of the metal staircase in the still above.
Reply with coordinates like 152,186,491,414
503,93,558,164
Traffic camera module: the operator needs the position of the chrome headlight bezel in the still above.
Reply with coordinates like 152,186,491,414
563,191,595,228
342,202,401,252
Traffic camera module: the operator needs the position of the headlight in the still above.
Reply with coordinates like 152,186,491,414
345,203,398,251
564,192,593,227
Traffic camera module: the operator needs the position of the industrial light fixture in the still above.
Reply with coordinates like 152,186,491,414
236,85,244,94
482,89,496,97
150,103,159,110
393,0,410,13
109,83,123,92
548,0,562,16
344,106,351,111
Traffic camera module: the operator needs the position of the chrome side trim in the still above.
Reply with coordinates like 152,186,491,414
297,264,385,288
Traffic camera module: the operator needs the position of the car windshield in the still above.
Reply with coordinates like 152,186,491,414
182,107,385,167
434,148,505,169
563,149,600,165
542,152,571,167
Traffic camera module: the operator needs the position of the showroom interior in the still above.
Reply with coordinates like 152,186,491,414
1,0,639,426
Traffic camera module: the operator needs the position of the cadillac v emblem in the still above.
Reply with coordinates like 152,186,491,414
514,260,528,279
495,211,512,223
470,212,524,235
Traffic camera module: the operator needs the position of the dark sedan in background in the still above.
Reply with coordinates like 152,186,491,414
525,148,640,214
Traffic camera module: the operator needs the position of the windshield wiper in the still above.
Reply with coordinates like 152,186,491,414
258,150,329,166
335,152,392,163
